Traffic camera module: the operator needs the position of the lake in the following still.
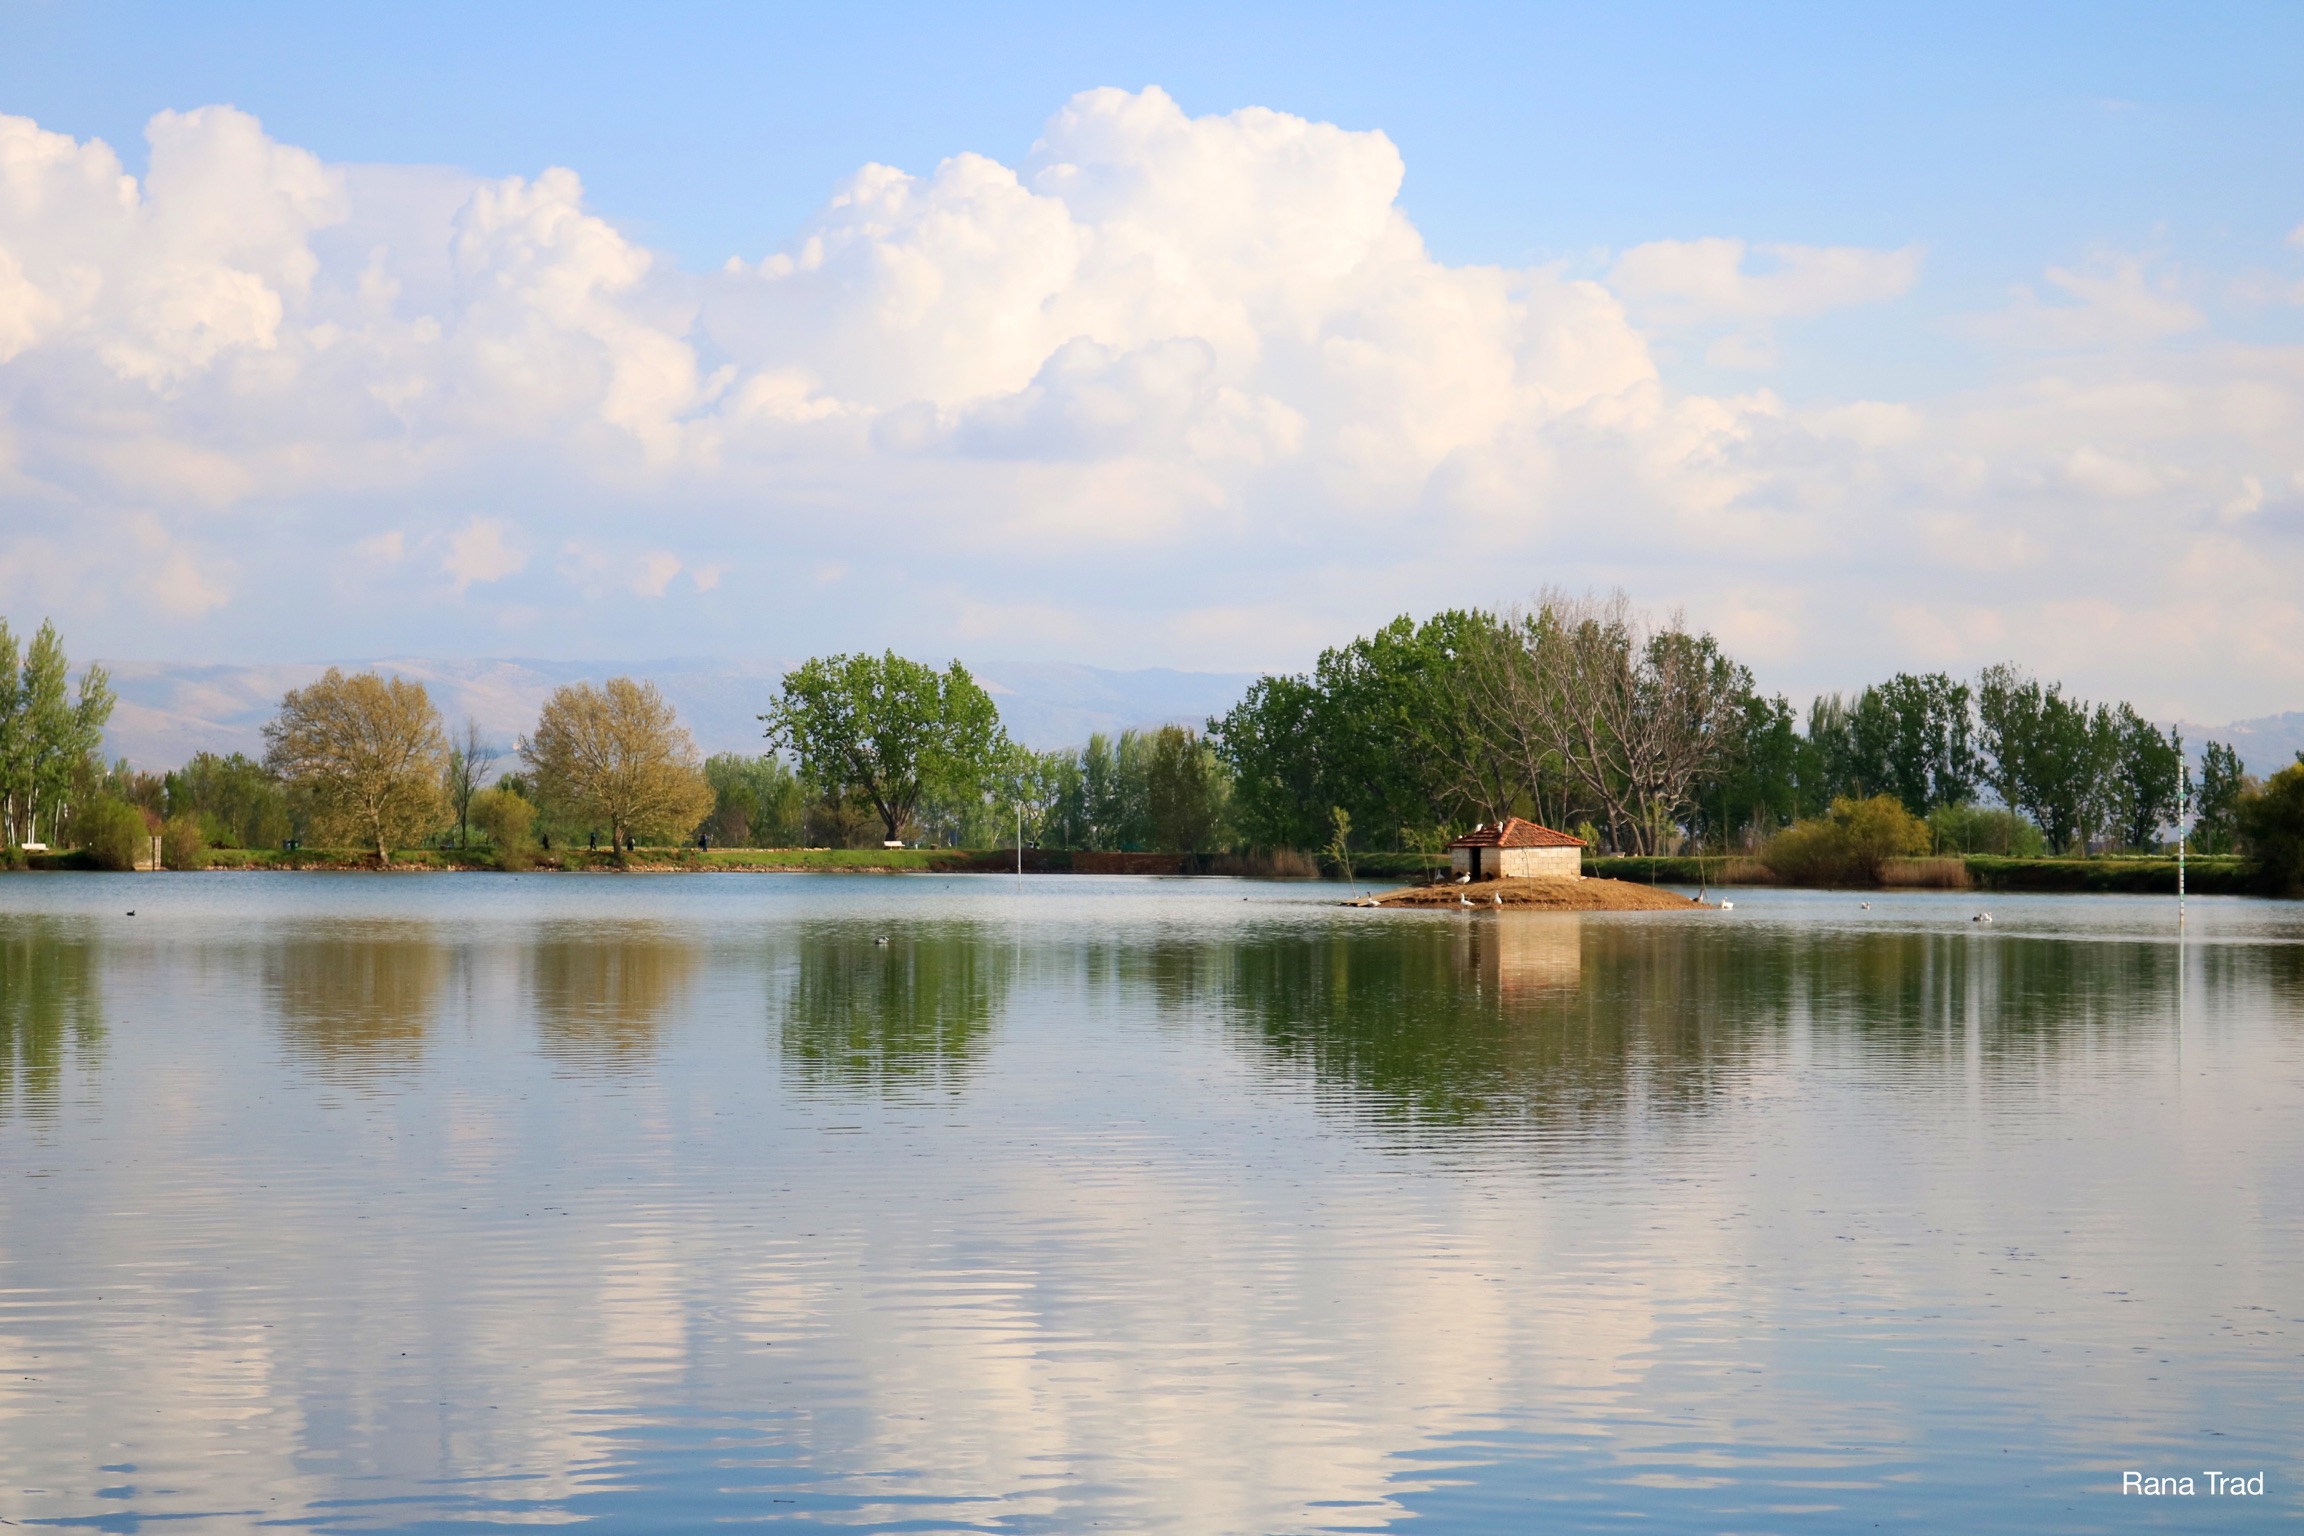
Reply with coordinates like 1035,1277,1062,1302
1,873,2300,1532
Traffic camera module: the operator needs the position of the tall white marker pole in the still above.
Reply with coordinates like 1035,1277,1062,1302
2178,769,2187,933
1017,800,1023,893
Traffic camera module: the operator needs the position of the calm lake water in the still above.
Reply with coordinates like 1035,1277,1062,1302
2,873,2301,1533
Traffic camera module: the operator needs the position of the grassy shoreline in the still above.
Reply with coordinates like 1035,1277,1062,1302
1586,853,2257,895
7,846,2270,894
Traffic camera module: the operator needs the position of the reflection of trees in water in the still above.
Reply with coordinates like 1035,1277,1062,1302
775,925,1013,1096
2198,939,2304,1026
1206,919,1786,1135
531,927,695,1071
1208,918,2283,1138
267,926,445,1085
0,918,103,1120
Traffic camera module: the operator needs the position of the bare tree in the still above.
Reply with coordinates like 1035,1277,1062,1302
1474,591,1748,854
444,718,499,849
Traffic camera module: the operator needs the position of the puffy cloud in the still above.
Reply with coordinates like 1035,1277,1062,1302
0,91,2299,720
441,517,526,591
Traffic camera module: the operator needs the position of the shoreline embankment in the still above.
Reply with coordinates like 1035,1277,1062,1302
3,847,2268,895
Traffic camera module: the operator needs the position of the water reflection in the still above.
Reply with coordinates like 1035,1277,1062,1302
0,917,102,1119
1209,917,2234,1138
531,926,695,1072
265,924,446,1084
774,924,1013,1095
4,881,2301,1535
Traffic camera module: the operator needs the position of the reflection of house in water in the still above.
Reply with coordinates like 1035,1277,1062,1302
1465,916,1583,1004
1447,817,1586,881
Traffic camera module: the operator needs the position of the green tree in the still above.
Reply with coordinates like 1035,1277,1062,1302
1145,724,1227,854
2237,756,2304,895
160,814,210,870
71,795,149,871
2112,708,2182,851
1210,674,1326,851
1762,794,1931,886
2193,742,2249,855
468,784,537,869
1927,803,2044,856
762,653,1007,845
164,752,290,849
0,619,115,848
1855,672,1979,815
703,753,808,847
1978,664,2094,852
1693,691,1798,850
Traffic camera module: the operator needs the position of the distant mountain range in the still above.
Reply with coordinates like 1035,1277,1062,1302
2178,711,2304,779
98,656,1259,769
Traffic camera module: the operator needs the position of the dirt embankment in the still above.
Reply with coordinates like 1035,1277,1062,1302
1353,877,1710,911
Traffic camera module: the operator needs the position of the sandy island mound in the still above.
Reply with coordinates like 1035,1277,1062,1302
1351,878,1710,912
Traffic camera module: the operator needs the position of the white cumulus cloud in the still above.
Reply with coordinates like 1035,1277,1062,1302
0,90,2298,719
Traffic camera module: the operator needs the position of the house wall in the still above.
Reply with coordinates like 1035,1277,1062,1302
1451,845,1582,879
1500,845,1581,879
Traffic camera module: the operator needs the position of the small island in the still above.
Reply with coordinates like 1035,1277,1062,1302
1351,818,1710,910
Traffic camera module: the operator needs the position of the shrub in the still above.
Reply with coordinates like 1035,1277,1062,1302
469,785,537,871
161,814,212,870
1928,803,2045,857
2237,757,2304,896
1763,794,1930,886
75,795,151,872
1,843,25,872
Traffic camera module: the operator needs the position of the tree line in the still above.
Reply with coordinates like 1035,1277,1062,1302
6,606,2301,892
1205,592,2254,863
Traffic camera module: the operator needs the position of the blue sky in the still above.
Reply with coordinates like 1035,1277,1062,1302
2,1,2301,715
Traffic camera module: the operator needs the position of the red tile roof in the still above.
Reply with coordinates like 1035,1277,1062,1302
1447,817,1587,850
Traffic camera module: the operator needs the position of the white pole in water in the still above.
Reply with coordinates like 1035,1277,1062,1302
1016,799,1023,893
2178,768,2187,933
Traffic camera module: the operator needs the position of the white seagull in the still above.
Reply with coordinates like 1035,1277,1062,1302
1972,912,1993,924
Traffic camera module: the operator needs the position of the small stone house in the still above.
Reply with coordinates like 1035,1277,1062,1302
1447,817,1586,880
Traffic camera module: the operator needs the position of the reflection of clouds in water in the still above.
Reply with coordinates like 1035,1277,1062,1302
530,926,695,1072
4,889,2301,1532
774,925,1013,1096
711,1146,1663,1531
0,917,102,1119
265,924,445,1085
